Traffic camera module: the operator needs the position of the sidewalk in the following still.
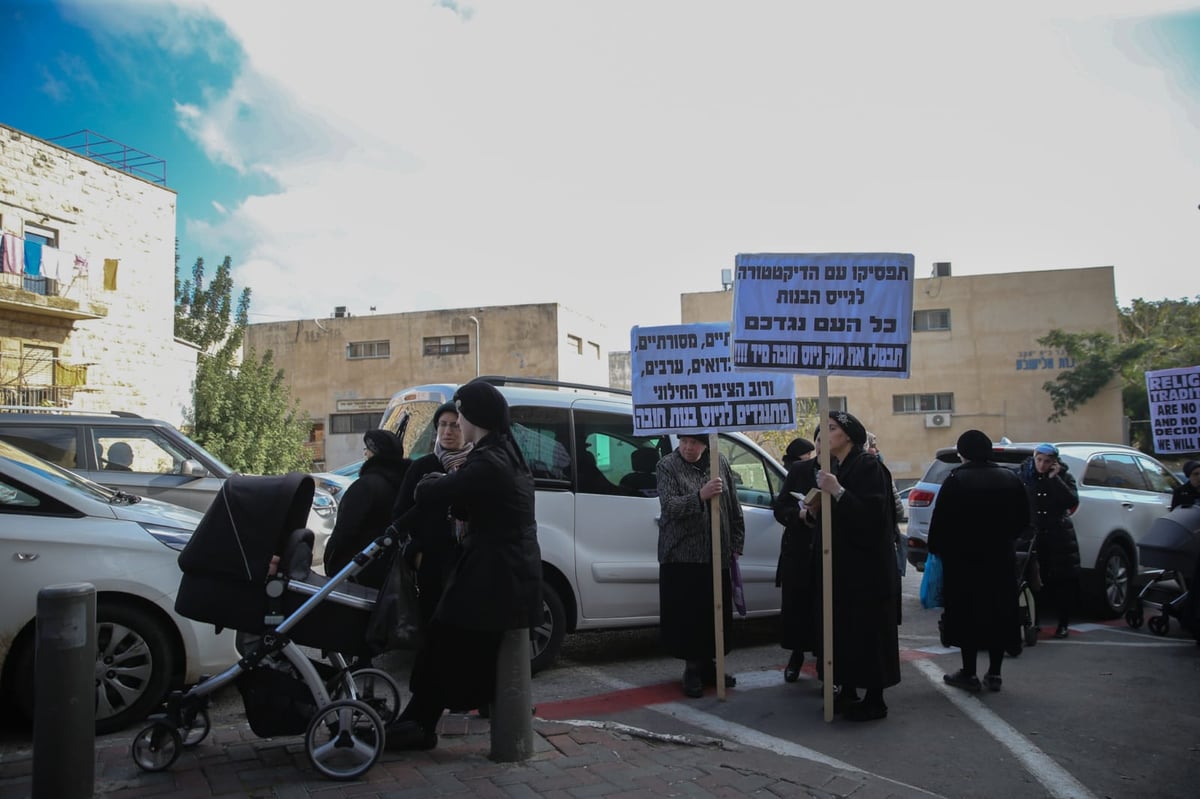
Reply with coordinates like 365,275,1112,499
0,709,940,799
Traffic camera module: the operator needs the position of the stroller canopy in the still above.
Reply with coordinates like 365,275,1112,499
179,472,315,584
1138,505,1200,573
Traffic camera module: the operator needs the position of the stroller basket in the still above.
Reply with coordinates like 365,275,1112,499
175,472,377,656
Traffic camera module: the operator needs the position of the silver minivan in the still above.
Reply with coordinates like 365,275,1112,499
380,377,788,672
906,441,1179,616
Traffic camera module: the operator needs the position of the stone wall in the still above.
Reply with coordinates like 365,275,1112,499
0,124,193,426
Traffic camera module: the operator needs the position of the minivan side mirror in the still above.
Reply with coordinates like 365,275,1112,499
179,459,210,478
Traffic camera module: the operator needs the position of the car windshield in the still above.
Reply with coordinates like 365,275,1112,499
0,439,118,502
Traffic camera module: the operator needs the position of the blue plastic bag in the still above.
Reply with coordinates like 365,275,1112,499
920,553,944,609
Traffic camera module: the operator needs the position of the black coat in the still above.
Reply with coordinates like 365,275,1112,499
404,431,542,631
322,453,410,589
773,459,818,652
809,449,901,690
927,460,1030,651
393,453,464,624
1020,457,1081,582
1171,481,1200,510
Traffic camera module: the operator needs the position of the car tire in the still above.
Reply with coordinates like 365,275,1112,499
530,581,566,675
1092,542,1134,618
12,601,177,734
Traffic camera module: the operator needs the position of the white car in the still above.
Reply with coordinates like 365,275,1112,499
380,377,789,673
0,439,238,733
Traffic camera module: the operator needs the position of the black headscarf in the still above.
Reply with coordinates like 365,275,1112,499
363,428,404,459
829,411,867,448
454,380,511,432
783,437,814,466
957,429,993,462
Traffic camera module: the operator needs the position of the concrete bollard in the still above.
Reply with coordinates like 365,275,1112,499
489,627,533,762
33,583,96,799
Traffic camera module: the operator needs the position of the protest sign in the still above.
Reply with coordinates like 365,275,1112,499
1145,365,1200,454
730,252,914,378
631,322,796,436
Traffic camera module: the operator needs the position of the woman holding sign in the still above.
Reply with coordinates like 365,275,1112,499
656,433,745,698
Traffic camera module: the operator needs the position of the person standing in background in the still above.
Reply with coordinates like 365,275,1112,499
1019,443,1080,640
774,435,818,683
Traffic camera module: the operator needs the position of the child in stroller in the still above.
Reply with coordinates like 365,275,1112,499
130,473,405,781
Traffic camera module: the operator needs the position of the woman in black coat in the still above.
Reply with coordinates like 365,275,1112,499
928,430,1031,692
322,429,410,589
1019,443,1080,639
802,412,901,722
773,436,818,682
386,380,542,750
393,401,473,624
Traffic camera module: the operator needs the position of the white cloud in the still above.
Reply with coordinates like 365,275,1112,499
151,1,1200,347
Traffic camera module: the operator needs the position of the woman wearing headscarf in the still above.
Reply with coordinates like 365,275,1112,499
656,432,746,698
393,401,473,624
773,435,819,682
386,380,542,750
928,430,1030,692
1170,460,1200,510
802,411,900,721
322,428,410,589
1019,443,1080,639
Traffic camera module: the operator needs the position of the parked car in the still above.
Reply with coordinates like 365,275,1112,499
0,438,238,733
897,486,913,522
906,441,1180,616
0,411,337,556
378,376,789,672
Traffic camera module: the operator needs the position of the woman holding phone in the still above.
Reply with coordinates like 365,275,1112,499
1020,443,1080,639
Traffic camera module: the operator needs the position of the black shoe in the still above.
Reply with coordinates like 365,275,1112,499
701,661,736,688
682,663,703,698
842,700,888,722
943,669,982,693
1054,625,1070,639
984,673,1003,692
384,720,438,751
784,652,803,683
832,687,860,715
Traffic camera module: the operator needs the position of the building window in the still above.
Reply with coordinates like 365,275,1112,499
347,340,390,360
329,412,378,434
23,222,58,248
913,309,951,331
892,393,954,413
797,396,848,414
588,341,601,360
566,334,583,355
422,335,470,356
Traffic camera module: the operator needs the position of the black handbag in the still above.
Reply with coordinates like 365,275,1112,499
365,543,424,654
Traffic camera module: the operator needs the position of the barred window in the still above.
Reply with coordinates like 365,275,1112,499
913,309,951,331
329,412,379,434
346,340,390,359
422,335,470,356
892,393,954,413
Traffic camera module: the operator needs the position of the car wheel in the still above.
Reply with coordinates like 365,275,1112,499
1093,543,1134,618
10,602,176,734
530,581,566,675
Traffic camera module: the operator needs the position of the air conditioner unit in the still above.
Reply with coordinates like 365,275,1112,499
925,412,952,428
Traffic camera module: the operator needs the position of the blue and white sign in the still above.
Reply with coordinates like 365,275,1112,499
1146,365,1200,454
631,322,796,436
731,252,914,378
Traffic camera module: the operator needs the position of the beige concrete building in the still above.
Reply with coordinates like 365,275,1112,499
0,124,196,425
678,264,1124,482
244,303,610,469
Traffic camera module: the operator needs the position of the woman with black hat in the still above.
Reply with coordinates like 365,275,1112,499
322,428,410,589
1170,460,1200,510
802,411,901,721
386,380,542,751
773,434,819,682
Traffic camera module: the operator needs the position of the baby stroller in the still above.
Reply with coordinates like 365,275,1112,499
1011,533,1040,654
1126,505,1200,638
130,473,404,781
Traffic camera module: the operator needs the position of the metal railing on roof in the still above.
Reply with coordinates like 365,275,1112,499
47,130,167,186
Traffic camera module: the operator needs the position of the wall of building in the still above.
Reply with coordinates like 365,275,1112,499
0,124,190,426
245,302,611,469
681,266,1124,481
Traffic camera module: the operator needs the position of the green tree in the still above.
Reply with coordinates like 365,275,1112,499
1039,296,1200,451
175,256,312,473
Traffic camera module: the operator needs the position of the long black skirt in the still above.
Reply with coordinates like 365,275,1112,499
659,562,733,662
407,621,503,715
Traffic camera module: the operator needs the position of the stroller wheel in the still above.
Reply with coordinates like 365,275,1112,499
131,718,182,772
1125,609,1144,630
1024,624,1039,648
305,699,385,781
334,667,403,725
1148,615,1170,637
179,707,211,748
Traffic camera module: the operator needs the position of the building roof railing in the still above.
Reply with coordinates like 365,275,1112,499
47,130,167,186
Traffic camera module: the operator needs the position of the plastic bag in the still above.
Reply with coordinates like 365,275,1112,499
730,555,747,617
365,545,424,654
920,552,944,609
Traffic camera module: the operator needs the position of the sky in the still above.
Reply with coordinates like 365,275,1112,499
2,0,1198,351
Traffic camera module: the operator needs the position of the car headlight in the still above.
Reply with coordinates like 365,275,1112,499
312,490,337,518
139,522,194,551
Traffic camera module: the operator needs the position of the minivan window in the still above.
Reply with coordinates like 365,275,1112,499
573,410,666,496
510,405,570,480
0,425,79,468
718,435,781,508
